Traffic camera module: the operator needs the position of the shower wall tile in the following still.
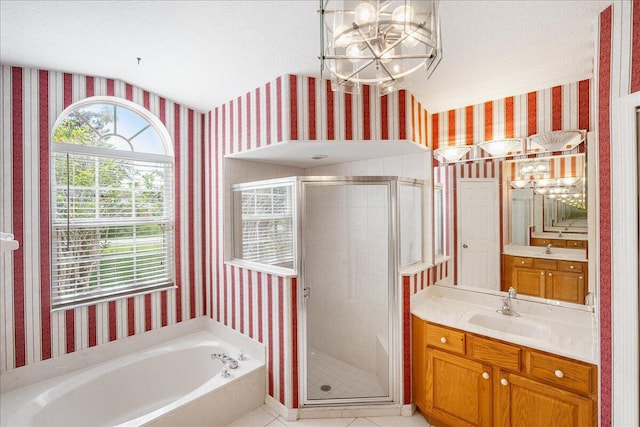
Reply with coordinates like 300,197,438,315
383,156,402,176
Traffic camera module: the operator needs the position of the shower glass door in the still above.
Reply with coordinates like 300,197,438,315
301,180,393,405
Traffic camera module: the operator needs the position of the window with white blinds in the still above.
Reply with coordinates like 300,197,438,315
233,183,294,268
51,98,174,309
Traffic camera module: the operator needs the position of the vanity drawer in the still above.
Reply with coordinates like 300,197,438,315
566,240,587,249
512,256,533,268
557,260,584,273
531,238,567,247
426,323,466,355
525,350,596,395
466,334,521,372
533,258,558,270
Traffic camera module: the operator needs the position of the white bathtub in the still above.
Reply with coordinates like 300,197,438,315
1,326,265,427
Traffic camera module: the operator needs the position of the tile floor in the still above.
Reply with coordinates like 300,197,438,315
225,406,432,427
307,348,385,400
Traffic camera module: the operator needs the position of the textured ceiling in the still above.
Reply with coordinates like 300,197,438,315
0,0,610,113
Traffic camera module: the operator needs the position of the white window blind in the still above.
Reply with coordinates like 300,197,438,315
50,98,174,309
235,184,294,267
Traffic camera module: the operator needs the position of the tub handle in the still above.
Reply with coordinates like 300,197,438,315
239,351,246,361
220,365,231,378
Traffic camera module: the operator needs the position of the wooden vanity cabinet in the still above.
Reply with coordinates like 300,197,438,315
531,237,567,248
530,237,587,251
495,371,594,427
502,255,587,304
412,317,597,427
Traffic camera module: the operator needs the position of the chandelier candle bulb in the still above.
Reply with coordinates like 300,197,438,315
321,0,442,93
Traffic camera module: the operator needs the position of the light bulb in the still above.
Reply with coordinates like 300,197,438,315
521,164,533,174
392,63,402,73
559,176,580,186
402,33,420,48
333,25,352,47
346,44,362,63
511,180,528,189
354,2,376,25
392,5,414,27
534,188,548,195
380,47,394,64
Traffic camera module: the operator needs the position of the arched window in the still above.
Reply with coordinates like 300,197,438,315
50,97,174,309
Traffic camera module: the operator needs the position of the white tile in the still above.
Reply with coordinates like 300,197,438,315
266,419,288,427
365,413,431,427
261,404,281,418
278,417,356,427
348,418,379,427
382,155,402,176
225,407,277,427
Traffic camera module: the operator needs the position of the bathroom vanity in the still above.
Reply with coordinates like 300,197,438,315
411,286,598,427
501,245,588,305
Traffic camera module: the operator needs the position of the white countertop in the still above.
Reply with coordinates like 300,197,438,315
531,231,588,241
503,244,587,262
411,286,598,364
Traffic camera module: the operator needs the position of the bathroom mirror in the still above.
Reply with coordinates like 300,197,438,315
434,151,593,309
506,153,587,244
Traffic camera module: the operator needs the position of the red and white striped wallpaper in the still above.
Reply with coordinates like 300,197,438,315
214,74,429,155
431,79,593,150
506,154,585,181
598,2,640,425
0,65,207,372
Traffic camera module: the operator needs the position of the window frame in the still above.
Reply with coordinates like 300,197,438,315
50,96,175,310
231,178,296,270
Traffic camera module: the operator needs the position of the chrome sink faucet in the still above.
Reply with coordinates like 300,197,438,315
497,287,520,317
545,244,552,254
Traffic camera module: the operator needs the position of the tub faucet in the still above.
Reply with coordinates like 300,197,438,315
545,244,552,254
497,287,520,317
211,353,239,369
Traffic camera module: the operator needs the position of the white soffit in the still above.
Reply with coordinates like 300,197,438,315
0,0,611,113
225,141,429,168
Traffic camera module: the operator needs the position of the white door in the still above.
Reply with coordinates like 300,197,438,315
457,179,500,290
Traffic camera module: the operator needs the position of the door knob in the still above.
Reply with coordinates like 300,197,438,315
463,244,468,248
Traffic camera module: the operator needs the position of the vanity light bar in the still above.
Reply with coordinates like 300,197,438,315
434,130,585,165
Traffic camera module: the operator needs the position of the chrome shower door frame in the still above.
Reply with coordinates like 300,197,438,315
298,176,422,408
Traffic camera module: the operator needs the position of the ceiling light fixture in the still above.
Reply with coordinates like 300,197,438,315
478,138,523,158
434,144,472,163
320,0,442,94
528,130,585,153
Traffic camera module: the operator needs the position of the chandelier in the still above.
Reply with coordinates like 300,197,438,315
320,0,442,94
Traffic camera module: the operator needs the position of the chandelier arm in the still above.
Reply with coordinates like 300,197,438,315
355,25,383,61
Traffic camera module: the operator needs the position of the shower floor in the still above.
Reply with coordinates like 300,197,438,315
306,347,386,400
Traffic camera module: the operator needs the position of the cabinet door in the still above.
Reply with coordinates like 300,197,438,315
512,267,545,298
426,349,492,427
496,372,594,427
412,316,427,411
546,270,586,304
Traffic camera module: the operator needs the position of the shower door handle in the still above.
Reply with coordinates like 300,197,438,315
303,287,311,299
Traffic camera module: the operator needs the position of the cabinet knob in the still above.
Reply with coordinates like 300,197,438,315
554,370,564,378
500,378,509,386
482,372,490,380
440,337,447,344
540,271,545,275
570,265,575,269
548,273,552,276
521,261,525,264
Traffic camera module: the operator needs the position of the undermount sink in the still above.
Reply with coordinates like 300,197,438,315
465,313,552,340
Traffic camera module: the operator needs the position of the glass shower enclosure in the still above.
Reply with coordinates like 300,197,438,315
232,176,424,407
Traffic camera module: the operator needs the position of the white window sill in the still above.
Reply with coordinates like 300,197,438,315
225,259,298,278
